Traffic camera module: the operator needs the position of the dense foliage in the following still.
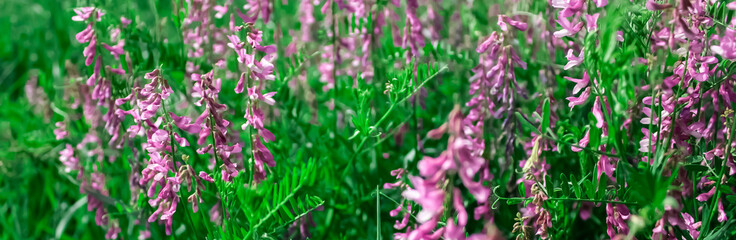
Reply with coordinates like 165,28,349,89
2,0,736,239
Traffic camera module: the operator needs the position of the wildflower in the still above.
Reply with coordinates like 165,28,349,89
681,212,701,239
564,71,591,109
498,15,527,32
59,144,79,172
646,0,672,11
563,47,584,70
383,168,406,189
299,0,315,42
585,14,599,32
550,0,584,17
571,128,590,152
605,202,630,238
595,0,607,8
237,0,272,23
554,14,584,39
191,71,242,182
228,17,279,183
54,122,69,140
73,7,105,87
403,0,424,63
120,16,131,28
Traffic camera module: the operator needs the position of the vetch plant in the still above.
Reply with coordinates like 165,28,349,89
3,0,736,239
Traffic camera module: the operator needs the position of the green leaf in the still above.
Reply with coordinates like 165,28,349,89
545,174,555,198
515,111,539,135
518,181,526,197
583,179,596,199
507,199,523,205
560,174,571,197
597,175,608,200
571,175,582,199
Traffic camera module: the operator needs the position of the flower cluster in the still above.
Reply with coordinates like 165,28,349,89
388,107,496,239
229,5,279,183
191,70,242,182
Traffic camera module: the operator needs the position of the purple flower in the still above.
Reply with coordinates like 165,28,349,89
595,0,608,8
384,168,406,189
191,70,243,183
198,171,214,183
251,137,274,181
72,7,104,22
571,128,590,152
554,14,584,39
711,27,736,60
451,188,467,227
564,47,584,70
402,176,444,222
59,144,79,172
102,40,125,59
498,15,527,32
597,146,616,181
718,198,728,222
120,16,131,28
228,28,279,183
299,0,316,42
393,204,411,230
585,14,599,32
402,0,424,62
213,4,228,19
237,0,272,23
169,112,201,134
605,202,630,238
54,122,69,140
593,97,605,128
564,71,591,109
681,212,701,239
550,0,584,18
105,224,121,239
646,0,672,11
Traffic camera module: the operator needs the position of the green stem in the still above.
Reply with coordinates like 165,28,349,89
376,185,381,240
